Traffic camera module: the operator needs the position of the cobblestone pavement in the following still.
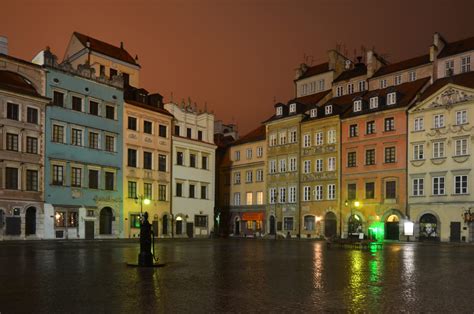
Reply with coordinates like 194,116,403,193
0,239,473,313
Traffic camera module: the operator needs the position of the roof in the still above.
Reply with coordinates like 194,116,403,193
372,54,431,78
232,125,266,146
214,133,236,149
295,62,330,81
0,70,45,98
0,53,42,69
334,64,367,82
342,77,430,119
73,32,139,66
290,90,331,106
438,36,474,58
125,99,173,117
419,71,474,102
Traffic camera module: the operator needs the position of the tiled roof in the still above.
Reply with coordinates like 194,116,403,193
372,54,431,78
126,99,173,117
419,71,474,102
73,32,139,66
334,64,367,82
290,90,331,106
342,77,430,118
438,36,474,58
0,70,44,98
295,62,330,81
232,125,266,146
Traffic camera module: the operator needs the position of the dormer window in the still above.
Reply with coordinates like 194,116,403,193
387,92,397,105
289,103,296,113
353,100,362,112
370,97,378,109
325,105,332,115
276,107,283,116
310,108,317,118
380,79,387,89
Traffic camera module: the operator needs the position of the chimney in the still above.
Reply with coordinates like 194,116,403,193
0,36,8,55
366,50,375,77
120,41,124,49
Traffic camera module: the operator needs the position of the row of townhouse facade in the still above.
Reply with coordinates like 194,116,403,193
0,32,217,240
222,32,474,242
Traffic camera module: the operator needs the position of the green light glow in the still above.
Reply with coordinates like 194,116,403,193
368,221,385,242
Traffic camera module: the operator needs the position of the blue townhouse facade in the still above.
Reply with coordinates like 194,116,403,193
34,48,124,239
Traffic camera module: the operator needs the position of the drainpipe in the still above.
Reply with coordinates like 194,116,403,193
170,132,174,239
297,116,302,238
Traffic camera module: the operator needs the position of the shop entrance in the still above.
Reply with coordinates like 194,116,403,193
25,207,37,236
385,214,400,240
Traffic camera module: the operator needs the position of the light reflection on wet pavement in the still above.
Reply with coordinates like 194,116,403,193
0,239,473,313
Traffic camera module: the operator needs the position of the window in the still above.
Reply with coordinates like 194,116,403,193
347,152,356,167
456,110,467,125
316,159,323,172
433,142,445,158
144,121,153,134
380,79,387,89
105,172,114,190
414,144,424,160
254,146,263,158
365,182,374,199
384,117,395,131
414,117,424,131
349,124,358,137
189,184,195,198
52,165,63,185
201,186,207,199
174,125,180,136
88,169,99,189
369,97,378,109
315,185,323,200
279,187,287,203
27,107,38,124
246,148,252,159
269,133,277,146
279,132,287,145
159,154,167,172
72,128,82,146
52,125,64,143
105,105,115,120
72,96,82,111
289,157,297,172
303,134,311,148
454,175,468,194
122,73,130,86
310,108,317,118
325,105,332,115
328,157,336,171
336,86,344,97
412,178,424,196
71,167,82,187
366,149,376,165
386,181,396,199
234,150,240,161
246,170,253,183
315,132,323,146
53,91,64,107
89,101,99,116
105,135,114,152
445,60,454,76
26,170,38,191
246,192,253,205
128,117,137,130
26,137,38,154
289,129,297,143
6,133,18,151
455,139,468,156
130,214,141,229
327,130,336,144
409,71,416,82
198,130,203,141
289,103,296,113
353,100,362,112
303,186,311,201
257,191,263,205
158,185,166,201
195,215,208,228
234,192,241,205
128,181,137,198
279,159,287,172
385,147,396,163
432,176,445,195
393,74,402,85
89,132,99,149
269,188,276,204
190,153,196,168
366,121,375,135
110,68,118,78
289,186,296,203
144,183,152,200
461,56,471,73
347,83,354,94
5,167,18,189
143,152,152,170
128,149,137,167
328,184,336,200
387,92,397,105
359,80,366,92
269,160,276,174
159,125,167,138
348,183,356,200
176,182,183,197
186,128,192,138
256,169,263,182
319,79,325,90
303,160,311,174
284,217,294,231
177,151,184,165
234,172,241,184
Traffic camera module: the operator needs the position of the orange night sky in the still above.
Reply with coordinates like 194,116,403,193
1,0,473,134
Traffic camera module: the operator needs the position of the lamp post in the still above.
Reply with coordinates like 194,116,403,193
135,195,154,267
344,199,361,238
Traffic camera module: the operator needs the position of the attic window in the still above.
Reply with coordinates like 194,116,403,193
353,100,362,112
387,92,397,105
289,103,296,113
369,97,378,109
325,105,332,115
276,107,283,116
310,109,317,118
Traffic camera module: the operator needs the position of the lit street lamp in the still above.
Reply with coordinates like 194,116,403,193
344,199,361,238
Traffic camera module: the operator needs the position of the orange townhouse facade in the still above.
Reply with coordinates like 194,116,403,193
340,78,430,240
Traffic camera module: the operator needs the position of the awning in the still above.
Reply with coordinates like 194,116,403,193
242,212,264,221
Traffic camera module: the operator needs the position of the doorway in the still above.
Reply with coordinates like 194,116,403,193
269,215,275,235
186,222,194,238
234,217,240,235
385,214,400,240
99,207,113,235
450,222,461,242
25,207,36,236
162,215,168,235
324,212,337,238
176,217,183,235
85,221,94,240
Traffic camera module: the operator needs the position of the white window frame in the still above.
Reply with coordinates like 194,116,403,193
434,114,445,129
328,157,336,171
325,105,332,115
269,188,276,204
316,159,323,172
347,83,354,94
279,159,287,172
454,175,468,195
414,117,424,131
336,86,344,97
433,141,445,158
256,169,264,182
445,59,454,76
276,106,283,116
303,134,311,148
387,92,397,105
380,79,387,89
328,184,336,200
455,138,468,156
269,160,276,174
234,192,241,205
461,56,471,73
279,187,287,203
289,103,296,113
310,108,317,118
412,178,424,196
289,157,297,172
315,132,323,146
432,176,445,195
413,144,424,160
288,186,296,203
246,148,252,159
394,75,402,85
315,185,323,200
327,129,336,144
456,110,468,125
256,146,263,158
353,100,362,112
409,71,416,82
303,186,311,202
303,160,311,174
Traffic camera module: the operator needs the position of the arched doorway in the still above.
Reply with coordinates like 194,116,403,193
99,207,113,235
419,213,438,241
176,216,183,235
25,207,36,236
348,214,363,235
269,215,275,235
162,215,168,235
385,214,400,240
324,212,337,238
234,217,240,235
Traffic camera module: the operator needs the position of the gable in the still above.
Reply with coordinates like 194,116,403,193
410,84,474,113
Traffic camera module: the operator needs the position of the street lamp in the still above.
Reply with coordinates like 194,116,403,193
345,199,361,237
